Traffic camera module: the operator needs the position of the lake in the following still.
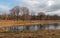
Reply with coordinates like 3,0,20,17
3,23,60,31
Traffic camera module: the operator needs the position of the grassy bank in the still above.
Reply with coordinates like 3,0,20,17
0,30,60,38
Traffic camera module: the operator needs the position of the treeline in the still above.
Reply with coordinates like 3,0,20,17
0,6,60,20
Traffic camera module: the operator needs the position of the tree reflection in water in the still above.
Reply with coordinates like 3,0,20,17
3,23,60,31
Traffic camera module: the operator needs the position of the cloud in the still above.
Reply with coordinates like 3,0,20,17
0,5,11,14
19,0,47,12
0,0,60,15
47,10,60,16
19,0,40,7
17,0,60,15
18,0,47,12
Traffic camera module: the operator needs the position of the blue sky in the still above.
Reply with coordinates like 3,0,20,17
0,0,60,15
0,0,20,14
0,0,19,7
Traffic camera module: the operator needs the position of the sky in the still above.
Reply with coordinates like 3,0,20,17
0,0,60,15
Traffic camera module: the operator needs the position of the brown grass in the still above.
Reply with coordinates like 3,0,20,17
0,30,60,38
0,20,60,27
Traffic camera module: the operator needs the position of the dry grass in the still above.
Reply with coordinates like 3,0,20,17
0,30,60,38
0,20,60,27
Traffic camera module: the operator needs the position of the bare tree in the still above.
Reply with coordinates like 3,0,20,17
2,13,8,20
38,12,45,20
53,15,58,20
10,6,20,20
22,7,31,20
